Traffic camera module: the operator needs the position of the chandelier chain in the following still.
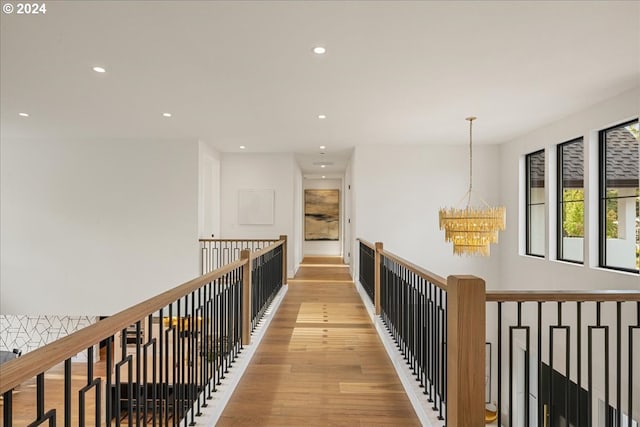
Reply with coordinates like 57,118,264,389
466,116,476,206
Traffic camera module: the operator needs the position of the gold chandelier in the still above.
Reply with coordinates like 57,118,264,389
439,117,506,256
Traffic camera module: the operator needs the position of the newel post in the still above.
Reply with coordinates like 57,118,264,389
241,249,252,345
446,275,486,426
374,241,383,315
279,235,288,285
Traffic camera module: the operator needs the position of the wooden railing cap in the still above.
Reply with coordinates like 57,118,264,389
379,249,447,290
486,289,640,302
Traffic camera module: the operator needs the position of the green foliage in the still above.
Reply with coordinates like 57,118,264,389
562,189,584,237
625,123,639,139
605,190,619,239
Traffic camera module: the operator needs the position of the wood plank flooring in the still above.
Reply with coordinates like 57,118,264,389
217,257,420,426
1,257,419,426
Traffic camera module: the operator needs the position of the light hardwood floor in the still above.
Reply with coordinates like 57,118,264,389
1,257,419,426
217,257,420,426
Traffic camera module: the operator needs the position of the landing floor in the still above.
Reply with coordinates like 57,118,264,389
217,257,420,426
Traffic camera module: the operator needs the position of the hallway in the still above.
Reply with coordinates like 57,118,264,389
217,257,420,426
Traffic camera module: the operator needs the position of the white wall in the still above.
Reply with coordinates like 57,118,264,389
293,165,303,274
0,137,200,315
198,141,221,239
303,178,343,256
219,153,298,277
352,144,503,288
344,157,354,266
499,87,639,292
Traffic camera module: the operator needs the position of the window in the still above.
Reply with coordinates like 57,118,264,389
557,138,584,263
599,119,639,273
526,150,545,257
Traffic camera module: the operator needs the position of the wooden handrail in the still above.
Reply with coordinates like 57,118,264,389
379,249,447,290
250,240,284,260
198,238,279,243
0,259,245,394
356,238,376,250
486,289,640,302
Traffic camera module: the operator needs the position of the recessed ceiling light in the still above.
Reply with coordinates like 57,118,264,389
318,114,326,119
162,112,172,118
239,145,246,150
319,145,326,150
18,112,29,117
92,66,106,73
320,165,326,168
313,46,326,55
322,176,326,179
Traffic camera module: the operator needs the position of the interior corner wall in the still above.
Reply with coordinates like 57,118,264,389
219,153,297,278
302,178,343,256
352,144,502,289
198,141,221,239
0,137,200,316
293,163,303,275
342,153,357,270
499,87,639,292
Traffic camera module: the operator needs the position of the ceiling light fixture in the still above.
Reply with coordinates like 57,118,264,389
239,145,246,150
92,66,106,73
162,112,172,118
318,114,326,119
313,46,326,55
320,165,326,168
319,145,326,150
322,176,326,179
438,117,506,256
18,112,29,117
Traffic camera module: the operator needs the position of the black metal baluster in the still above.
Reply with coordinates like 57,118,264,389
577,301,582,427
604,303,610,427
509,306,515,426
434,286,440,415
36,373,45,422
214,278,221,388
497,301,502,427
106,336,114,427
629,302,639,427
3,390,12,427
135,321,142,426
64,358,71,427
537,302,542,427
204,282,213,402
189,291,196,426
158,309,164,427
426,280,433,401
419,278,425,389
616,301,621,427
79,346,102,426
164,306,172,427
442,287,447,424
175,298,183,425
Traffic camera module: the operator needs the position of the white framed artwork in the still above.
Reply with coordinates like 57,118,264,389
238,189,275,225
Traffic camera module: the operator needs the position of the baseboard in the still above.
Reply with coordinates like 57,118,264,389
187,284,288,426
354,280,445,427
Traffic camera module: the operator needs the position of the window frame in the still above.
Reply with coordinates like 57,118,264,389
526,149,546,258
556,137,585,264
598,118,639,274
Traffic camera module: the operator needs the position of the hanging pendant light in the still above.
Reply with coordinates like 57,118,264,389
439,117,506,256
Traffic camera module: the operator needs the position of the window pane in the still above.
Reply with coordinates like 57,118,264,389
528,204,545,256
561,199,584,263
600,120,639,272
558,139,584,263
528,151,545,204
526,150,545,257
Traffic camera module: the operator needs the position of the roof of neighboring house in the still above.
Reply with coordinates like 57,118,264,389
529,126,638,188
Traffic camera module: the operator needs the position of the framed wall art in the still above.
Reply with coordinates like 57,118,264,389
304,189,339,241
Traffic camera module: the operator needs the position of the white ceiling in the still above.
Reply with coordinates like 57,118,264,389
1,1,639,174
